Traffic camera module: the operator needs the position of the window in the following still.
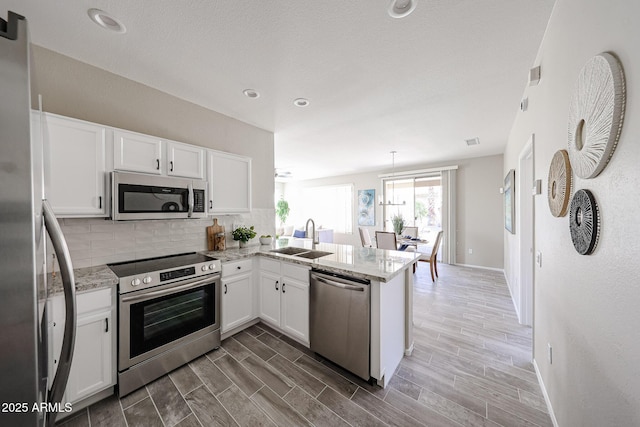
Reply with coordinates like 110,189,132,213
299,184,353,233
383,175,442,244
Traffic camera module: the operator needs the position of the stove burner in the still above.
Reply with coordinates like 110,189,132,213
108,252,221,294
108,252,215,278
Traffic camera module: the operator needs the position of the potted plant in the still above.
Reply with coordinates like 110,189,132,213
232,225,256,248
391,213,405,236
276,198,290,226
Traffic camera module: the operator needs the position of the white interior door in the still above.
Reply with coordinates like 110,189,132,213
518,136,535,327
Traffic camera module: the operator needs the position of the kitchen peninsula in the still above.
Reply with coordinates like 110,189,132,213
205,241,420,387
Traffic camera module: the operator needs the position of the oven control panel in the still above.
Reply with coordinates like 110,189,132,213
117,258,221,294
160,267,196,282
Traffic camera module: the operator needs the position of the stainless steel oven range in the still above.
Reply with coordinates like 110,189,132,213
108,252,221,396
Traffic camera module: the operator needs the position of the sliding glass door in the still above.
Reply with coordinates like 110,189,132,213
383,174,442,254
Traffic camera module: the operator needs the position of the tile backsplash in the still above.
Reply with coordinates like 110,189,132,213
49,209,275,271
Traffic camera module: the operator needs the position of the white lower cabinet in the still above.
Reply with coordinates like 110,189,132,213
221,259,254,333
259,259,310,345
49,287,116,405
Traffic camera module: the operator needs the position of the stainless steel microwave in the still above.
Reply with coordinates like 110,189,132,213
112,172,207,220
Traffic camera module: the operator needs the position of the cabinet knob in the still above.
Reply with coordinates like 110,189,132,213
156,159,160,170
282,283,286,293
275,280,279,291
170,161,174,172
224,284,228,294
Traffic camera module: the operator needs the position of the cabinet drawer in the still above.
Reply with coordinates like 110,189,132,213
260,258,281,275
222,259,253,277
282,263,310,282
77,288,113,315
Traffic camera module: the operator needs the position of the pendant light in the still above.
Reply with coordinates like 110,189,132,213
379,151,406,206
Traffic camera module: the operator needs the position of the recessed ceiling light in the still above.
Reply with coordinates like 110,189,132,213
293,98,310,107
243,89,260,99
88,9,126,34
465,137,480,146
388,0,417,19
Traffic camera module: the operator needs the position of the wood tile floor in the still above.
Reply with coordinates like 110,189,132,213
60,263,552,427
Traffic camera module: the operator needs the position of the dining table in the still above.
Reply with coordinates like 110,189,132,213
398,235,429,250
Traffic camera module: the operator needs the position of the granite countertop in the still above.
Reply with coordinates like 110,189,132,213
49,264,118,296
48,240,417,297
203,241,420,282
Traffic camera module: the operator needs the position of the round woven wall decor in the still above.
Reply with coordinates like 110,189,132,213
567,52,626,179
547,150,572,217
569,189,599,255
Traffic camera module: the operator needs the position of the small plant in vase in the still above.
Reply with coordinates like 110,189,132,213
232,225,256,248
391,214,405,236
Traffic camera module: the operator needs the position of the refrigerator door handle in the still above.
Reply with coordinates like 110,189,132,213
43,200,76,427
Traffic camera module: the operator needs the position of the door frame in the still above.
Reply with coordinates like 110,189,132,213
517,134,535,327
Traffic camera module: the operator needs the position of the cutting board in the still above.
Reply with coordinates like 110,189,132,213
207,218,225,251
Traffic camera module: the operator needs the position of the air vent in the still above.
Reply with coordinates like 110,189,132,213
465,137,480,146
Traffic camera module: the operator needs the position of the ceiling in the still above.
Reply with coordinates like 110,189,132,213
5,0,555,180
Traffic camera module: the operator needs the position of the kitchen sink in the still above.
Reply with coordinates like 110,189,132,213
294,250,333,259
269,247,310,255
269,247,333,259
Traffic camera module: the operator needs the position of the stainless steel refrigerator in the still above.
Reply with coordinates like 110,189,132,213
1,11,77,427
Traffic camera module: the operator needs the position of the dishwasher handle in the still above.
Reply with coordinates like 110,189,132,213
315,276,365,292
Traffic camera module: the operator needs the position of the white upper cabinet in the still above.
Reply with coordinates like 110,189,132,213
207,150,252,213
42,113,108,217
113,129,163,175
167,141,205,179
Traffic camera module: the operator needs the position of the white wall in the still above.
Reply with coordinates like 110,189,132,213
504,0,640,424
285,154,504,269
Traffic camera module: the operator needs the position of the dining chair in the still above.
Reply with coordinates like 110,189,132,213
375,231,398,250
376,231,418,273
425,230,443,281
402,226,418,238
359,227,374,248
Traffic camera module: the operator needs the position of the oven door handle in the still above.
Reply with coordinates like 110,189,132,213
187,181,194,218
121,275,220,303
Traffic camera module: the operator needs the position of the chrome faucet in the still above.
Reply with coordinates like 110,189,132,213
305,218,318,248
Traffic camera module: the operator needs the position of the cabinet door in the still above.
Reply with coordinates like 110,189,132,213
167,141,205,179
259,271,281,326
114,130,163,174
43,114,107,216
222,272,253,333
207,150,251,213
65,310,113,404
48,295,65,391
281,277,310,344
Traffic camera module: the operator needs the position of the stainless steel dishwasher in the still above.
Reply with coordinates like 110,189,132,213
309,270,371,380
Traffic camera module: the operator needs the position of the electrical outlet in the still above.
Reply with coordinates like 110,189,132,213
468,248,473,255
548,343,553,364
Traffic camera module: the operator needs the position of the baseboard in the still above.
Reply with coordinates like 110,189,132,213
404,341,414,356
453,263,505,273
533,358,559,427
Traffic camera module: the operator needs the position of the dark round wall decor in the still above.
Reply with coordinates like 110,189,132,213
569,189,600,255
547,149,572,217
